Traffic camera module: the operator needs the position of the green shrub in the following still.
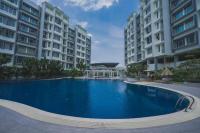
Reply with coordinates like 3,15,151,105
173,59,200,82
127,63,147,78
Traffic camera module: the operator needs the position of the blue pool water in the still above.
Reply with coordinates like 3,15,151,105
0,79,189,119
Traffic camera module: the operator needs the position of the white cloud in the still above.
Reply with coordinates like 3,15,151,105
93,40,100,44
35,0,48,5
77,21,88,28
87,33,93,37
64,0,119,11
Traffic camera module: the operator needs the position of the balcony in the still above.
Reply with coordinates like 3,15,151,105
0,35,15,43
6,0,19,7
0,48,14,55
0,9,17,19
0,23,16,31
171,0,191,12
52,56,61,61
52,48,61,53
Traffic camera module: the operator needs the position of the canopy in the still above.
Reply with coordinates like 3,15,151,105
161,67,173,76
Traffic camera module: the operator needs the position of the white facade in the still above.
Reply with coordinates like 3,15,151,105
0,0,20,66
124,12,139,65
39,2,71,69
15,0,40,65
125,0,200,72
74,25,91,68
141,0,172,71
38,2,91,70
141,0,171,59
0,0,92,70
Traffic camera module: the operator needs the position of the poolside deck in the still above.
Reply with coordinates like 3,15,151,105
0,82,200,133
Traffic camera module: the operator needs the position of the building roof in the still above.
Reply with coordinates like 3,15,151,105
91,63,119,68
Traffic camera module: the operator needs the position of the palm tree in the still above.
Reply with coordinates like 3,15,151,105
127,63,146,78
47,60,63,77
37,59,49,78
0,54,11,80
0,54,10,67
77,61,86,72
22,58,38,78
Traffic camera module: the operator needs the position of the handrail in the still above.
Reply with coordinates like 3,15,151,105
175,96,184,109
175,95,195,112
185,95,195,112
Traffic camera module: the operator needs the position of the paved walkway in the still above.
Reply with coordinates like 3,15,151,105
0,82,200,133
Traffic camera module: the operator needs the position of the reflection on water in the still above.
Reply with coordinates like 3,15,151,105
0,80,189,119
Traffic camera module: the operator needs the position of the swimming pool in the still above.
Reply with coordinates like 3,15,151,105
0,79,189,119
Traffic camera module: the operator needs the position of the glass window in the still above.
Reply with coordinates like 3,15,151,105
0,1,17,15
145,25,151,34
22,2,39,17
147,47,152,54
78,33,81,37
52,52,59,57
53,34,61,41
29,37,36,45
173,17,195,35
54,25,62,33
0,40,13,50
17,34,27,43
186,33,196,45
20,13,38,26
146,35,152,44
19,24,29,32
173,2,193,21
53,43,60,49
145,6,151,15
0,28,14,38
20,13,29,22
55,17,61,25
0,14,16,27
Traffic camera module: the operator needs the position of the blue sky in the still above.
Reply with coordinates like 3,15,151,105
35,0,139,66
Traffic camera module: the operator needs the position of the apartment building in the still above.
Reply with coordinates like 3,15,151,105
124,0,200,72
15,0,40,65
38,2,71,69
67,26,76,68
124,12,142,66
170,0,200,66
86,34,91,68
0,0,92,70
0,0,19,66
38,2,91,70
74,25,91,68
141,0,172,71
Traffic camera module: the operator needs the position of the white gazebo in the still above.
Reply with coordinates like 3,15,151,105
85,63,120,79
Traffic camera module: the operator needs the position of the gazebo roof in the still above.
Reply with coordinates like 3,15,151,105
161,67,173,76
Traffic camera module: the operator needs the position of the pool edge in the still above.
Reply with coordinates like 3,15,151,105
0,82,200,129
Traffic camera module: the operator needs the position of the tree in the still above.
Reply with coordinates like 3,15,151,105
0,54,10,67
70,68,82,77
47,60,63,77
12,66,21,79
173,59,200,82
36,59,49,78
21,58,38,78
0,54,11,80
127,63,146,78
77,61,86,72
